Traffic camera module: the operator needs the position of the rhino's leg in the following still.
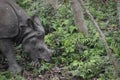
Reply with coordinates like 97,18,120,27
0,39,21,72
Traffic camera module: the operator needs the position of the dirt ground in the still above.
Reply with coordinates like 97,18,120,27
22,66,81,80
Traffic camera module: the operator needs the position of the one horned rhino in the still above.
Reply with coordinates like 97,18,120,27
0,0,52,72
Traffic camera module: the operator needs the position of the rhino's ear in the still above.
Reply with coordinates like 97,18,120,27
31,15,45,33
27,18,36,30
32,15,42,26
32,15,39,20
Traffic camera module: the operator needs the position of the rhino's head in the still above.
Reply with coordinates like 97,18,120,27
22,15,53,62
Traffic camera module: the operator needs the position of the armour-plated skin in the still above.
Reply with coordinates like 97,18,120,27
0,0,52,72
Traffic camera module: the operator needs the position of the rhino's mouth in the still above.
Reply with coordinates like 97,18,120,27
39,55,51,62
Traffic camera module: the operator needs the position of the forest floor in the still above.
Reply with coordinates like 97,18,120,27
22,66,80,80
0,63,80,80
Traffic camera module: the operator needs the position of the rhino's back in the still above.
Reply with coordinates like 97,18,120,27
0,0,29,38
0,1,19,38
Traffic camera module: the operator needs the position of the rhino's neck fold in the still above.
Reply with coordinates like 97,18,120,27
21,27,37,44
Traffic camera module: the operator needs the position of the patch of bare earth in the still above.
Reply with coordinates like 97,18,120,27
22,66,81,80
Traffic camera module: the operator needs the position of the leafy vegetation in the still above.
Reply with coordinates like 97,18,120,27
0,0,119,80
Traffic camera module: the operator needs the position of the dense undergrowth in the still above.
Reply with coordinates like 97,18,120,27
0,0,119,80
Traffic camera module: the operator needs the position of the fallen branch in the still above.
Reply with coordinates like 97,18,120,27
77,0,119,80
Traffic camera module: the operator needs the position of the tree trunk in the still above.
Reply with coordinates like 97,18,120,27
46,0,58,9
70,0,88,36
77,0,119,80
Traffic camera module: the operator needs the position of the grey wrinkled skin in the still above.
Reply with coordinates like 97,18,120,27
0,0,52,72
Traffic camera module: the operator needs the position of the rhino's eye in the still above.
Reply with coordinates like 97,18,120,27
37,34,44,39
30,40,36,44
38,48,43,51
